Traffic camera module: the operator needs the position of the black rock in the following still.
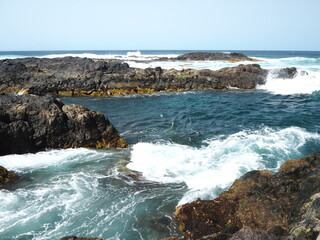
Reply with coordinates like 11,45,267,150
0,93,126,155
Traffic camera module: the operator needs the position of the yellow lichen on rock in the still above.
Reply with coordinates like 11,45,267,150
95,137,127,149
58,91,73,96
1,88,21,94
95,138,109,149
56,87,186,97
136,87,156,94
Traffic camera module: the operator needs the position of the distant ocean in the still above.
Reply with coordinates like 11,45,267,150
1,50,320,240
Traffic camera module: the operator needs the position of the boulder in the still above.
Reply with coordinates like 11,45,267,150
0,93,126,155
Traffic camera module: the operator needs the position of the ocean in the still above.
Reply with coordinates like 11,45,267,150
0,50,320,240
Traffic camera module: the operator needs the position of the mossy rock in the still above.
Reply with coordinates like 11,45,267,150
0,166,17,188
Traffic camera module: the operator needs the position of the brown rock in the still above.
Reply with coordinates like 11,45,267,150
0,166,16,188
175,152,320,239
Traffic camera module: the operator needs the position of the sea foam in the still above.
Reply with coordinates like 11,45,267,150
0,148,111,173
128,126,320,204
258,69,320,95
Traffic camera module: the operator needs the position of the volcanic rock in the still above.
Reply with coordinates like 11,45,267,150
0,57,295,96
175,152,320,239
0,93,126,155
174,52,257,62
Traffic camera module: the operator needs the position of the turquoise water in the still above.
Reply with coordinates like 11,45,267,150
1,51,320,239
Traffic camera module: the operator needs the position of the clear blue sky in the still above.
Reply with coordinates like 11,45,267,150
1,0,319,51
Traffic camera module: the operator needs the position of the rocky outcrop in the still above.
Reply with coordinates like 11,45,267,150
0,166,16,188
175,152,320,240
0,93,126,156
174,52,258,62
0,57,296,96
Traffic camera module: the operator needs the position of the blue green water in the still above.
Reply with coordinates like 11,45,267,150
1,51,320,239
1,50,320,59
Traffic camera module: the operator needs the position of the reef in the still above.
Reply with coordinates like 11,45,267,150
0,166,17,188
0,93,126,155
171,152,320,240
0,57,297,96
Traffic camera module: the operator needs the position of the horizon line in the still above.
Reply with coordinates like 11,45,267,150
1,49,320,52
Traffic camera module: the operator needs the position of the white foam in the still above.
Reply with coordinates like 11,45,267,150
0,171,101,238
39,52,178,62
126,51,142,57
0,148,110,173
127,127,320,204
258,69,320,95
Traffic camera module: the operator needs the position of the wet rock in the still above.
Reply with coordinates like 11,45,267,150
271,67,297,79
0,93,126,155
175,152,320,239
0,166,16,188
60,237,105,240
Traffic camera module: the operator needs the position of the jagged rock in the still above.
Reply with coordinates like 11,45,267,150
175,152,320,239
0,93,126,155
0,166,16,188
290,193,320,239
0,57,294,96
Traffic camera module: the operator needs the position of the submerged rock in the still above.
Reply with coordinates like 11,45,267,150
0,93,126,155
175,152,320,239
0,57,294,96
0,166,16,188
60,237,105,240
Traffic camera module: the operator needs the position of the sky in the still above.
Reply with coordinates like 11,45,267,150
1,0,320,51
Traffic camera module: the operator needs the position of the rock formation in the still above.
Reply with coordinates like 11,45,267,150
0,57,296,96
174,152,320,240
0,93,126,155
174,52,258,62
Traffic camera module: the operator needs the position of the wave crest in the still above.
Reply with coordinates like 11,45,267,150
127,126,320,204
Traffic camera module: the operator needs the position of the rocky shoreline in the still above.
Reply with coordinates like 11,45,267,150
0,93,126,156
0,56,297,97
169,152,320,240
0,54,318,240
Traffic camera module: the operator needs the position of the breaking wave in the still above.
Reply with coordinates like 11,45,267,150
128,126,320,204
